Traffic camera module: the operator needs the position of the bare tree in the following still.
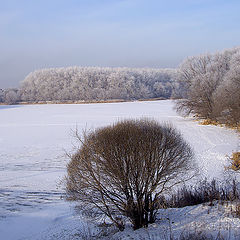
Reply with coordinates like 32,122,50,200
175,54,223,119
175,46,240,126
65,119,194,230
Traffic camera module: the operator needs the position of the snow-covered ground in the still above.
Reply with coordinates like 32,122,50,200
0,100,239,239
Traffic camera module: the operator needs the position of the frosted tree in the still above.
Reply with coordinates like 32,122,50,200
4,89,19,104
214,50,240,125
0,89,4,102
175,46,240,125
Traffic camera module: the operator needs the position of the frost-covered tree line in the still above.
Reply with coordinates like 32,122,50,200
18,67,178,102
176,46,240,126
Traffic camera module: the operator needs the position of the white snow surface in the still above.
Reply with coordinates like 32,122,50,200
0,100,239,239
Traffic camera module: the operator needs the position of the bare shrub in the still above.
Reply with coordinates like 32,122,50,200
179,230,214,240
226,152,240,171
164,179,240,208
65,119,194,230
200,119,219,126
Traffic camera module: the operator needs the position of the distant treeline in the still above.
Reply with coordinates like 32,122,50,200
1,67,178,104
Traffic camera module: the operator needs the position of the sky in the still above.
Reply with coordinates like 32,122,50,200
0,0,240,88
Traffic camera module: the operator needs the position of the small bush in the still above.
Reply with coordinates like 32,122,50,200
200,119,219,126
227,152,240,171
233,202,240,217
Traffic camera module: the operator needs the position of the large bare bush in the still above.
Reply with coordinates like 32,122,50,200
65,119,193,230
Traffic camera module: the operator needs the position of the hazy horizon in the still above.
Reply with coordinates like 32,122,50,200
1,0,240,88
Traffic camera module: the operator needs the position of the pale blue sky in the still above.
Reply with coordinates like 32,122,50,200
0,0,240,87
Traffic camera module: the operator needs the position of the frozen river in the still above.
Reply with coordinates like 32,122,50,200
0,100,239,239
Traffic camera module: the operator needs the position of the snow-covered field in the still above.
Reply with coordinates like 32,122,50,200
0,100,239,239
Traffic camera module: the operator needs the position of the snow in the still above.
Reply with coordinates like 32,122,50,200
0,100,239,239
112,202,240,240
